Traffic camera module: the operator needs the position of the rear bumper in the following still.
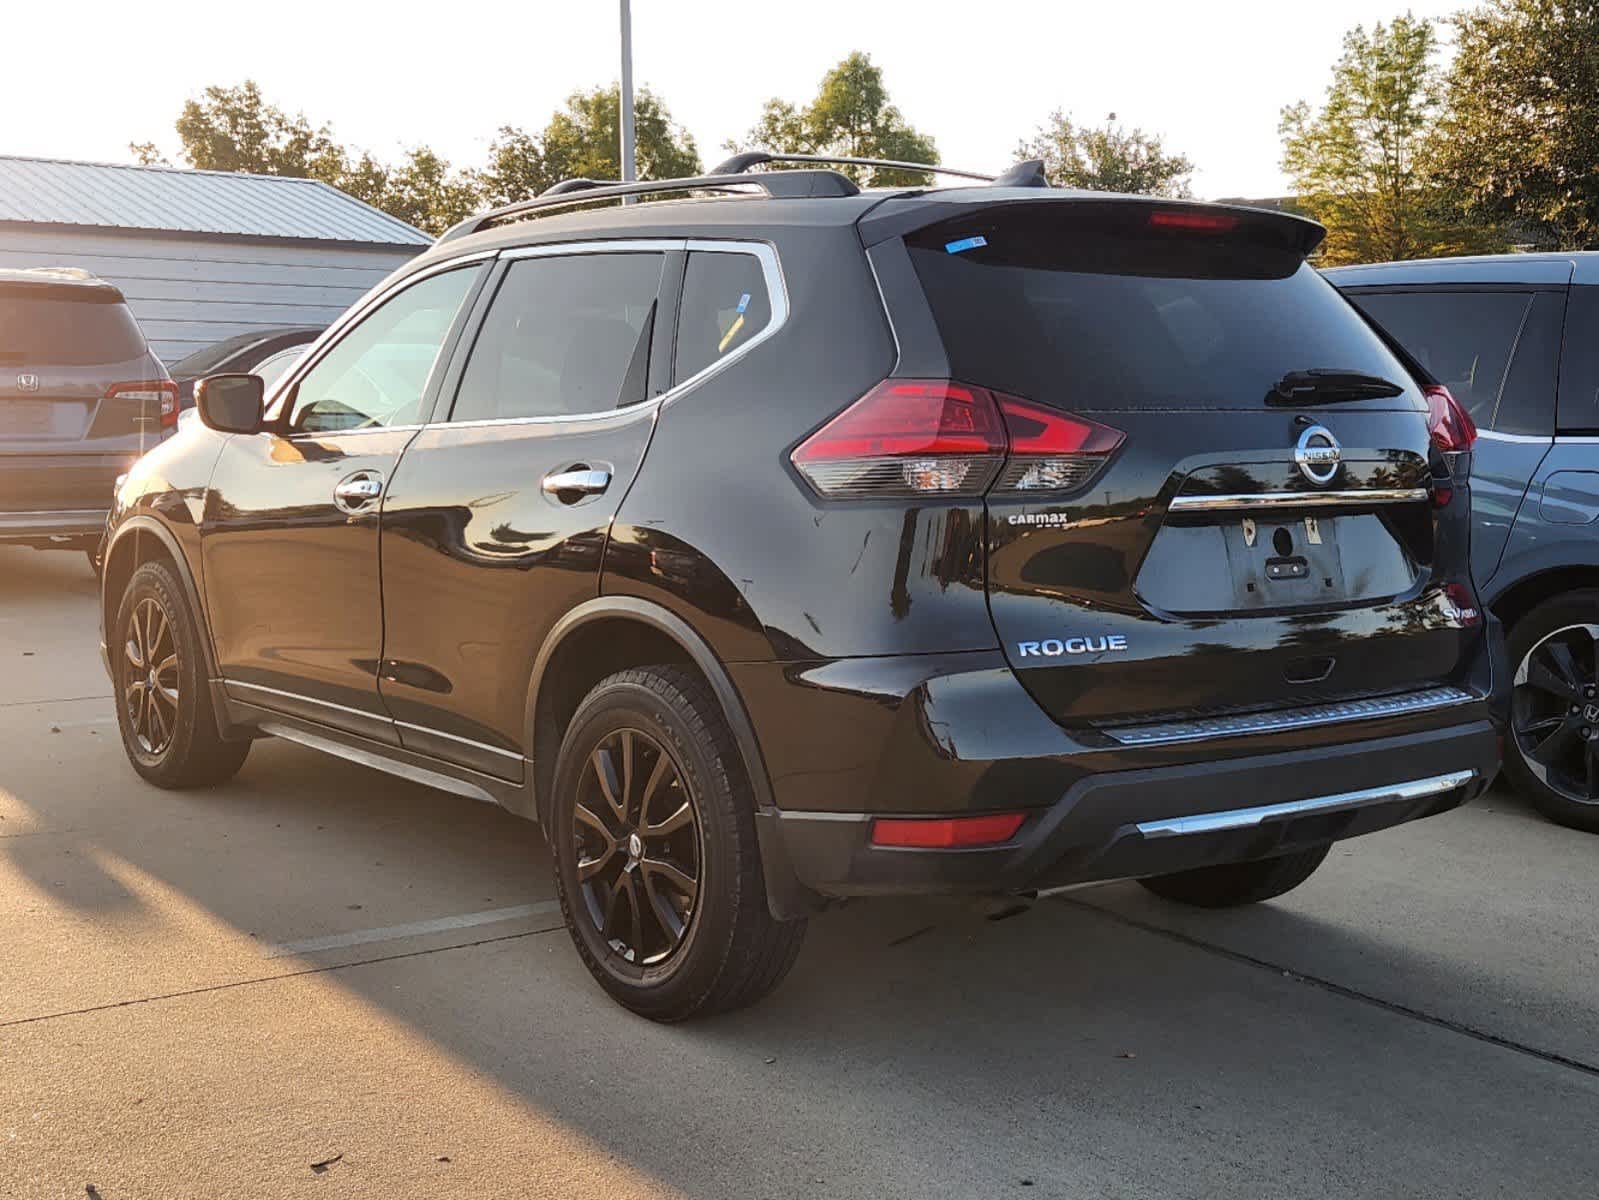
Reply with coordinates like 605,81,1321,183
0,508,108,541
738,628,1504,914
757,718,1497,901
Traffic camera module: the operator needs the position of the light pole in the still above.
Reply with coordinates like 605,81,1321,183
619,0,637,187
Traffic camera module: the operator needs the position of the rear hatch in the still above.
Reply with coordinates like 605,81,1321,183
0,274,170,512
893,199,1478,728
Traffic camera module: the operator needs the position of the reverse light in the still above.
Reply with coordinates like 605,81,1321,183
870,811,1028,849
1424,384,1476,454
108,379,180,430
791,379,1123,499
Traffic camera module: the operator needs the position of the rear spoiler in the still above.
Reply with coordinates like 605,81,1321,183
857,193,1326,258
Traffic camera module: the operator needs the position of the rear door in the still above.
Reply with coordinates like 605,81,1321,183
375,243,678,778
896,200,1477,726
1345,283,1568,589
0,279,167,517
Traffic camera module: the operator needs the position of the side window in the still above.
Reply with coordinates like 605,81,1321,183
1558,285,1599,431
1350,290,1532,431
1494,292,1563,436
672,251,773,385
289,267,480,433
449,253,664,423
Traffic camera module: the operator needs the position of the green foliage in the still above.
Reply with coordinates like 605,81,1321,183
1279,15,1500,265
731,52,938,186
136,80,701,236
1435,0,1599,250
1018,112,1193,196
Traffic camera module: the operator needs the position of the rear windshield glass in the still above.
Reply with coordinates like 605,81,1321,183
0,293,147,366
906,206,1418,411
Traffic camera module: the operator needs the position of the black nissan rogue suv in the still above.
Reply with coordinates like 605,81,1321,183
100,156,1504,1020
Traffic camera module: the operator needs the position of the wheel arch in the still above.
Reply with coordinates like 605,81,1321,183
524,597,777,830
1486,563,1599,634
102,517,219,680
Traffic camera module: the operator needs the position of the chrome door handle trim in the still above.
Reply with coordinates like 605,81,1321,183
333,473,384,513
541,468,611,497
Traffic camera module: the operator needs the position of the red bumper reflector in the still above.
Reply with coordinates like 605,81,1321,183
870,811,1028,849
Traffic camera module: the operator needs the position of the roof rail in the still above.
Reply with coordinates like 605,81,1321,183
711,151,1050,189
437,168,861,243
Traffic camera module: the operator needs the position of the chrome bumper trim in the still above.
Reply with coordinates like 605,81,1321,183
1168,487,1429,512
1135,769,1476,839
1103,686,1478,748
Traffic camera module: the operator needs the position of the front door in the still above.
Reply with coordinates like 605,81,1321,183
377,247,678,778
201,263,485,743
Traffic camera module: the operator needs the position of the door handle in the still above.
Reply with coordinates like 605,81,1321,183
541,468,611,499
333,472,384,513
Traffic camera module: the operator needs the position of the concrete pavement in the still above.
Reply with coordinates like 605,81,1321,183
2,544,1595,1199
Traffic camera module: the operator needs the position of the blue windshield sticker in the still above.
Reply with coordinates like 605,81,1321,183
736,292,751,314
944,235,988,254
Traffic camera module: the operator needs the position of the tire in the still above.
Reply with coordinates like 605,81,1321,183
1137,844,1332,908
1502,590,1599,833
549,665,806,1021
113,560,250,789
85,549,102,577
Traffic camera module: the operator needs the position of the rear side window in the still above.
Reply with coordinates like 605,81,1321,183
1559,285,1599,431
905,206,1412,412
450,253,663,423
672,251,772,384
0,292,146,366
1348,290,1550,433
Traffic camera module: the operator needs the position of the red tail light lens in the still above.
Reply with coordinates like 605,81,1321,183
107,380,179,429
791,379,1007,497
994,395,1124,492
1424,384,1476,453
870,811,1028,848
792,380,1122,498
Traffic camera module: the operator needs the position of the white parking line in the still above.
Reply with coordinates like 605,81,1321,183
263,901,562,958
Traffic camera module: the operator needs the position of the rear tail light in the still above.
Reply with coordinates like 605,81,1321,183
791,379,1123,499
108,380,179,430
1441,582,1482,627
870,811,1028,848
1424,384,1476,454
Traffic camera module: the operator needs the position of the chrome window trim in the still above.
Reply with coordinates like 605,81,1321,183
430,237,789,431
1479,429,1553,445
394,719,525,763
266,249,498,431
1134,770,1475,839
1168,487,1429,513
1101,686,1479,748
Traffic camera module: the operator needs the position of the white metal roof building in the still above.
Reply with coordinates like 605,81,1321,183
0,155,431,364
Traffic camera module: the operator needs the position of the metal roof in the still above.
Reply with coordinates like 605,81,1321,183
1324,252,1599,287
0,155,431,247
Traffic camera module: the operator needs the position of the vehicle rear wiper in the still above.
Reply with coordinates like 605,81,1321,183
1267,368,1406,405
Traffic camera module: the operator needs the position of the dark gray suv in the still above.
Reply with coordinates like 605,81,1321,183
1329,253,1599,832
0,268,175,561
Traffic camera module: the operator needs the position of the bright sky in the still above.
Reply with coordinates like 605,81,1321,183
5,0,1462,200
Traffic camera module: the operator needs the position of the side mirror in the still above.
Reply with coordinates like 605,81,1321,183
195,373,265,434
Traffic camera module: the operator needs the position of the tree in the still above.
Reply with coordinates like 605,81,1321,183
731,52,938,186
1280,16,1496,264
1018,112,1193,196
167,82,345,181
470,85,701,209
1435,0,1599,250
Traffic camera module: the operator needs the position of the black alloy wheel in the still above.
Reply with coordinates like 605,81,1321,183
122,596,180,756
573,727,703,967
1510,621,1599,807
